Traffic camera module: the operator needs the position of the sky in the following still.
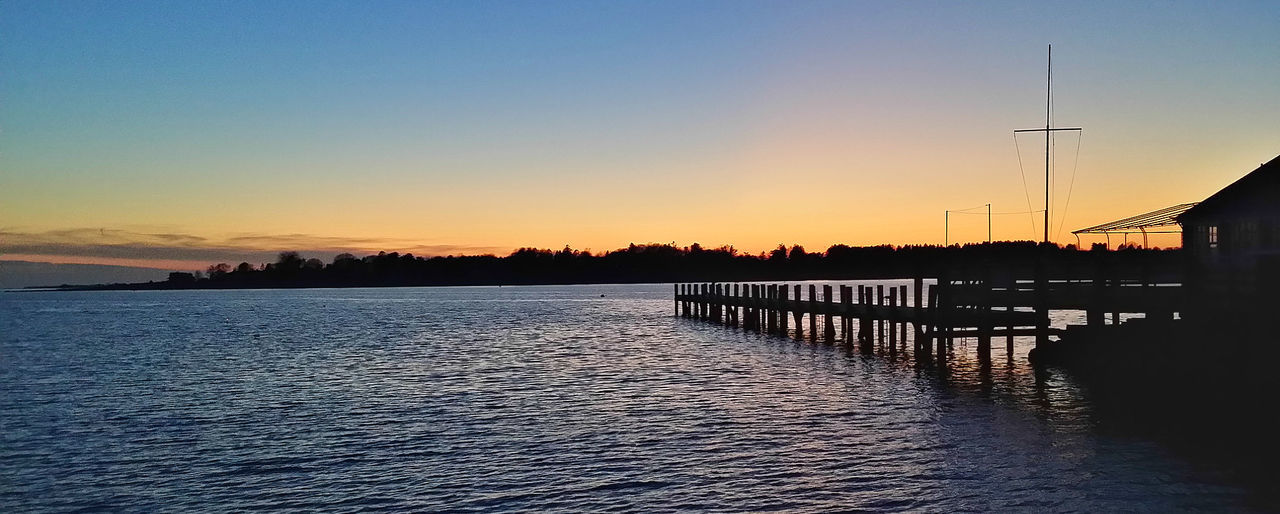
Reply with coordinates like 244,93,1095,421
2,0,1278,271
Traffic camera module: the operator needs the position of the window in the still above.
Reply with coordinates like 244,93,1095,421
1208,225,1218,249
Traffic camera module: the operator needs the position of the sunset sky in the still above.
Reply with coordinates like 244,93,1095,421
2,1,1278,271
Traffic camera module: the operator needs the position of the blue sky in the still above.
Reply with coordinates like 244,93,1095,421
2,1,1278,269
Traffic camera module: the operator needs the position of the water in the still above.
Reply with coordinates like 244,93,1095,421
0,283,1269,511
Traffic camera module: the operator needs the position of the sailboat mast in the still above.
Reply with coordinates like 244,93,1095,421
1044,44,1051,244
1014,44,1079,244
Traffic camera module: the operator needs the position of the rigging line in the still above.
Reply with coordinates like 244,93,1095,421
1056,130,1084,240
1051,126,1057,237
948,204,990,213
1013,132,1037,238
952,209,1045,216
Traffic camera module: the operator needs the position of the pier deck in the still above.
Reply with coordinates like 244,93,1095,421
674,274,1184,362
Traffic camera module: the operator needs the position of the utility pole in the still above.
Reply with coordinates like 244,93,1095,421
944,210,949,246
987,203,992,243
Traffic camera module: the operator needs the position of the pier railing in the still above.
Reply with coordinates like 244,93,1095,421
674,268,1184,361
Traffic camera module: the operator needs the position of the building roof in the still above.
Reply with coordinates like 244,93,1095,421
1177,154,1280,223
1073,202,1198,234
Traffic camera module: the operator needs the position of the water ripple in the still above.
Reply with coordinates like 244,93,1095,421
0,284,1266,511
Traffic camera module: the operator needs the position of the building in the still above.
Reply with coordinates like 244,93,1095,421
1176,154,1280,313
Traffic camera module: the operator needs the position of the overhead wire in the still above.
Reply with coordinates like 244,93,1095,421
950,209,1045,216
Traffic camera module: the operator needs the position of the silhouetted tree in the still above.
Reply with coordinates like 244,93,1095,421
769,244,788,262
207,263,231,279
276,251,304,270
75,240,1184,291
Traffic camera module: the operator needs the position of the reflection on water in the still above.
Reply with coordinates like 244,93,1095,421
0,283,1270,511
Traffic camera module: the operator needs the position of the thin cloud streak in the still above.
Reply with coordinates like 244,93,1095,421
0,227,505,266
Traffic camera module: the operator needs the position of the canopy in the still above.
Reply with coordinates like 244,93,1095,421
1071,202,1198,247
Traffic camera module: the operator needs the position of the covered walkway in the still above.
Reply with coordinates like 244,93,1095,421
1072,202,1198,248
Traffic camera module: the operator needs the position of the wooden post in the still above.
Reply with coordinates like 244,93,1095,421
707,283,714,322
702,284,710,320
675,282,686,315
1109,260,1120,326
1006,279,1015,360
749,284,759,331
977,267,992,362
738,283,744,328
694,284,701,319
758,284,766,333
788,285,798,337
752,284,763,334
684,284,691,318
719,283,726,324
920,283,935,356
888,288,898,355
762,284,771,334
809,284,818,342
855,285,864,341
1006,324,1014,360
770,284,780,334
708,283,716,323
757,284,766,333
899,285,908,348
840,285,851,344
914,277,924,351
876,285,885,345
848,285,857,345
857,285,865,344
688,283,695,319
776,284,785,333
1035,258,1050,348
780,285,789,335
774,284,783,334
722,283,728,325
936,271,949,361
729,283,737,327
716,283,725,324
823,284,836,341
693,284,700,319
752,285,762,332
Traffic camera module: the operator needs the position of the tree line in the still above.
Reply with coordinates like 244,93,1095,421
104,240,1184,290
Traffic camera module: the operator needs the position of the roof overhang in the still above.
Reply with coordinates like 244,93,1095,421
1072,202,1199,235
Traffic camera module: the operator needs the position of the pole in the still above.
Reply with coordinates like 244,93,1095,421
1044,43,1051,244
945,210,949,246
987,203,992,243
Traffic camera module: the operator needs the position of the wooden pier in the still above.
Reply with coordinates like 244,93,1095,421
674,267,1185,362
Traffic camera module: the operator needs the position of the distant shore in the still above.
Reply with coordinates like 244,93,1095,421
26,241,1180,292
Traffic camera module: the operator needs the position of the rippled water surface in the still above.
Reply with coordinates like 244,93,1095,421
0,284,1269,511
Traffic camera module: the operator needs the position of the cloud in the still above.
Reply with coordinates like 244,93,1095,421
0,227,506,265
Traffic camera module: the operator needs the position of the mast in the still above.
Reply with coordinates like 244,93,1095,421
1044,44,1051,243
1014,44,1079,244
